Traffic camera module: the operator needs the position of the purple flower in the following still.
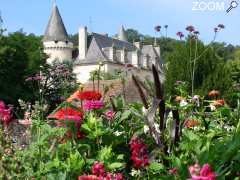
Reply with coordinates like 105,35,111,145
154,25,161,32
193,31,200,35
176,32,184,39
218,24,225,29
186,25,195,32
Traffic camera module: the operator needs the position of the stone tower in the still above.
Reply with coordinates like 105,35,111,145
43,3,73,64
118,25,128,42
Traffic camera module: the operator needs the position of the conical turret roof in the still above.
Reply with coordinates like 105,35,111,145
43,4,69,42
118,25,128,42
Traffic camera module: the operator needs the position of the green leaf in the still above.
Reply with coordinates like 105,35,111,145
117,154,124,160
120,110,131,121
148,162,164,172
108,162,125,170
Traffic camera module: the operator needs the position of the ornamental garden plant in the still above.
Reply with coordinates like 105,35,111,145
0,62,239,180
0,25,240,180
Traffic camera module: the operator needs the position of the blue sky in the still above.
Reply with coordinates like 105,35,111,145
1,0,240,45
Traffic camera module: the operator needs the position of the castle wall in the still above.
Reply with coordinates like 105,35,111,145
73,62,155,84
43,41,73,64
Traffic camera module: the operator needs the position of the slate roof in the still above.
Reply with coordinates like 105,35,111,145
92,33,135,51
43,4,69,42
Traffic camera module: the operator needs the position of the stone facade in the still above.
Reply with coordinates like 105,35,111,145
43,4,164,84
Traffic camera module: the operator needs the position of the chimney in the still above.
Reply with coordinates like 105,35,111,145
109,44,116,61
78,26,87,60
132,50,139,67
134,42,142,49
120,48,126,63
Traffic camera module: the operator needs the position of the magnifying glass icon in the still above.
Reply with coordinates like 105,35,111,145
226,1,238,13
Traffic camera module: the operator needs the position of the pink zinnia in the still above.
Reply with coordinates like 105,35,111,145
83,100,104,111
104,110,116,120
189,163,217,180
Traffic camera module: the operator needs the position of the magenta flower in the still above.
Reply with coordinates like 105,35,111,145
189,163,217,180
0,100,13,126
186,25,195,32
104,110,116,120
176,31,184,39
83,100,104,111
92,162,105,177
154,25,161,32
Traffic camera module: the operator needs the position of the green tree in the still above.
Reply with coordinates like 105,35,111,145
0,29,45,105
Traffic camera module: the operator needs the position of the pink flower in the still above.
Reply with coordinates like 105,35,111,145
189,163,217,180
169,167,178,175
115,173,124,180
104,110,116,120
83,100,104,111
18,112,32,126
0,100,13,126
92,162,105,177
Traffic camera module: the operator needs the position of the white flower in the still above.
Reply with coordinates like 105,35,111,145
143,123,160,134
114,131,124,136
142,107,147,114
143,125,149,134
180,100,188,107
210,104,216,111
130,169,141,177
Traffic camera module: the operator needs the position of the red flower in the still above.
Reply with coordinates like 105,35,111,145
67,91,102,102
184,119,200,128
212,99,225,107
76,130,84,139
130,138,150,168
79,91,102,101
154,25,161,32
48,106,84,128
78,175,99,180
208,90,220,97
186,25,195,32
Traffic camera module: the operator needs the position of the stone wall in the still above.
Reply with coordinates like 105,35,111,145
83,78,144,103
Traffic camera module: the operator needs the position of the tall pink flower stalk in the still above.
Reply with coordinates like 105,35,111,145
83,100,104,111
0,100,13,126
